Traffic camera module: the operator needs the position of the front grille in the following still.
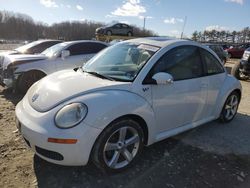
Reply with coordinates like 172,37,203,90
35,146,64,161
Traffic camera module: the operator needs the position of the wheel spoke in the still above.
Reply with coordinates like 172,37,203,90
122,149,133,162
225,105,231,109
225,109,231,118
231,108,236,115
119,127,127,142
108,151,120,168
104,143,118,151
232,100,238,107
125,135,139,146
230,96,236,106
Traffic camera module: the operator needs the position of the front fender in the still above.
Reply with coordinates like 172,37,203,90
75,90,156,145
214,74,242,118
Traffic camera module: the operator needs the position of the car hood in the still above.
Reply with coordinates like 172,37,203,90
27,69,131,112
3,54,47,68
0,50,19,56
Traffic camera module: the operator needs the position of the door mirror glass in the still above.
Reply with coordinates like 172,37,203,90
152,72,173,85
61,50,70,59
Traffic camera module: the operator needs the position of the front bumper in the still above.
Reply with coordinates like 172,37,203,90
240,60,250,74
15,97,102,166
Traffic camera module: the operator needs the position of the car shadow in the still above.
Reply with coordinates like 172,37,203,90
33,138,182,188
33,112,250,188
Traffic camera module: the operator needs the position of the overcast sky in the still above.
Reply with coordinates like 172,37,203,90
0,0,249,37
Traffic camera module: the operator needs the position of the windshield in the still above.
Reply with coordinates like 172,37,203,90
15,41,41,53
82,42,159,82
41,43,68,57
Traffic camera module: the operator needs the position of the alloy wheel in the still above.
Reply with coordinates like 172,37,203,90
223,94,239,121
103,126,140,169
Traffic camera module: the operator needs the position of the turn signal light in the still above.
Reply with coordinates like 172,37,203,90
47,138,77,144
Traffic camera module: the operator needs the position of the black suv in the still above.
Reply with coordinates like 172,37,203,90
96,23,133,36
231,47,250,80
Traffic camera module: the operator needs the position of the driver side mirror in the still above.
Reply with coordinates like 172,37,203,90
152,72,173,85
61,50,70,59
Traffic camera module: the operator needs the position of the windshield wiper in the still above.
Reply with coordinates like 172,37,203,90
83,70,115,81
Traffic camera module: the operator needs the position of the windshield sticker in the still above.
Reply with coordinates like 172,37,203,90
138,44,160,52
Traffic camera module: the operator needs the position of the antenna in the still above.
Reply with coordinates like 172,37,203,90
181,16,187,39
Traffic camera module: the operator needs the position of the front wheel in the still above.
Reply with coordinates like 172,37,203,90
17,71,46,94
220,91,240,123
92,118,144,173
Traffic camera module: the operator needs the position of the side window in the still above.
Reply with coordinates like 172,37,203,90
67,43,107,55
67,43,83,55
85,43,107,53
200,48,224,75
150,46,203,81
30,41,60,54
114,24,121,28
122,24,128,28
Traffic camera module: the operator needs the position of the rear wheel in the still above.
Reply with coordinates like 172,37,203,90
17,70,46,94
92,118,144,173
127,32,133,36
106,30,112,36
220,91,240,123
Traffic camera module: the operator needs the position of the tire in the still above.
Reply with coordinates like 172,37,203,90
106,30,112,36
231,61,248,80
220,91,240,123
17,70,46,94
92,118,144,173
127,32,133,36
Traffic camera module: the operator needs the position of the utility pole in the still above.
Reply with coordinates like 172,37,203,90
181,16,187,39
143,17,146,30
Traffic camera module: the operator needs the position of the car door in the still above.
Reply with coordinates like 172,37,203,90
56,42,106,71
148,45,208,134
199,48,226,117
122,24,129,35
112,24,122,35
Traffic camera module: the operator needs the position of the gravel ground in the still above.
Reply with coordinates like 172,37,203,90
0,59,250,188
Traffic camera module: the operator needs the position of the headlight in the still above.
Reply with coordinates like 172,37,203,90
55,103,88,129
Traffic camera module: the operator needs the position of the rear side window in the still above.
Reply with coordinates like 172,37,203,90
200,48,224,75
28,41,60,54
67,43,107,55
150,46,204,81
86,43,107,53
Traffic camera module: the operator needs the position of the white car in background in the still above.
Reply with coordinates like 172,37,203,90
16,38,241,172
0,39,62,56
1,40,108,93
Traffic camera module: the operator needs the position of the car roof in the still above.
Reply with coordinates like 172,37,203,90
62,40,108,46
36,39,62,42
125,37,198,48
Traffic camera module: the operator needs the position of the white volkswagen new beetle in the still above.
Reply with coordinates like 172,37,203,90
16,38,241,172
